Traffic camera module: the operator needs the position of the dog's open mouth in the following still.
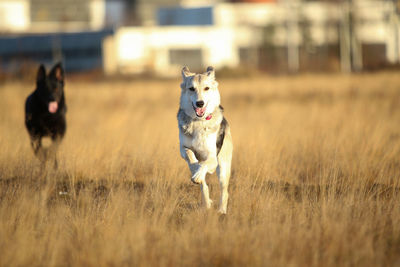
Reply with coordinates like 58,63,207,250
193,104,206,117
48,101,58,113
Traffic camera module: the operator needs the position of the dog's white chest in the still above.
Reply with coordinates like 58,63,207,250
180,124,217,160
193,129,217,154
178,108,222,161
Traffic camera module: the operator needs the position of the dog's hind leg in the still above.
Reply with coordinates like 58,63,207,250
217,129,233,214
217,160,231,214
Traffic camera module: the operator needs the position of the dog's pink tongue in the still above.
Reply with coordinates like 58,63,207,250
196,107,205,116
48,101,58,113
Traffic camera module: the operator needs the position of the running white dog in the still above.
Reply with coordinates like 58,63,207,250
177,66,233,214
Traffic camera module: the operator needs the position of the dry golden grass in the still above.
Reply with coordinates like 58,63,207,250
0,72,400,266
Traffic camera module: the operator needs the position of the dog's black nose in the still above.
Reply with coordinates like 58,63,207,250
196,101,204,108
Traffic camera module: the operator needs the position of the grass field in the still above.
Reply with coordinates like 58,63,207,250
0,72,400,266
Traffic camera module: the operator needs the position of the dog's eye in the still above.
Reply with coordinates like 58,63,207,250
204,87,209,91
189,87,195,91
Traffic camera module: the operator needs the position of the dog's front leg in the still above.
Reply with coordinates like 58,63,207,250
200,180,213,209
189,161,213,209
182,147,212,209
192,155,219,185
50,137,61,169
192,158,214,209
180,146,198,174
182,147,197,171
31,137,47,163
183,147,207,184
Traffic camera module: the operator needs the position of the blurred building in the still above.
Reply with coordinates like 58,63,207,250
0,0,400,75
1,0,101,32
103,0,400,76
0,0,30,32
0,0,121,72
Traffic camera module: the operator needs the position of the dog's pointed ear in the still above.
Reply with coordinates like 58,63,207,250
182,66,191,79
206,66,215,79
37,64,46,83
49,62,64,82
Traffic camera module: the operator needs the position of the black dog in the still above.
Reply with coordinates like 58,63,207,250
25,63,66,168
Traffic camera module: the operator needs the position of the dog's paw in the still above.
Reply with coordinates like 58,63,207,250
191,165,207,184
205,199,213,209
217,206,227,214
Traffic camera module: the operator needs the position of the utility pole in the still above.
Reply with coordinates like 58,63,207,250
286,0,300,73
340,0,362,72
391,0,400,63
350,0,362,72
340,1,351,72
